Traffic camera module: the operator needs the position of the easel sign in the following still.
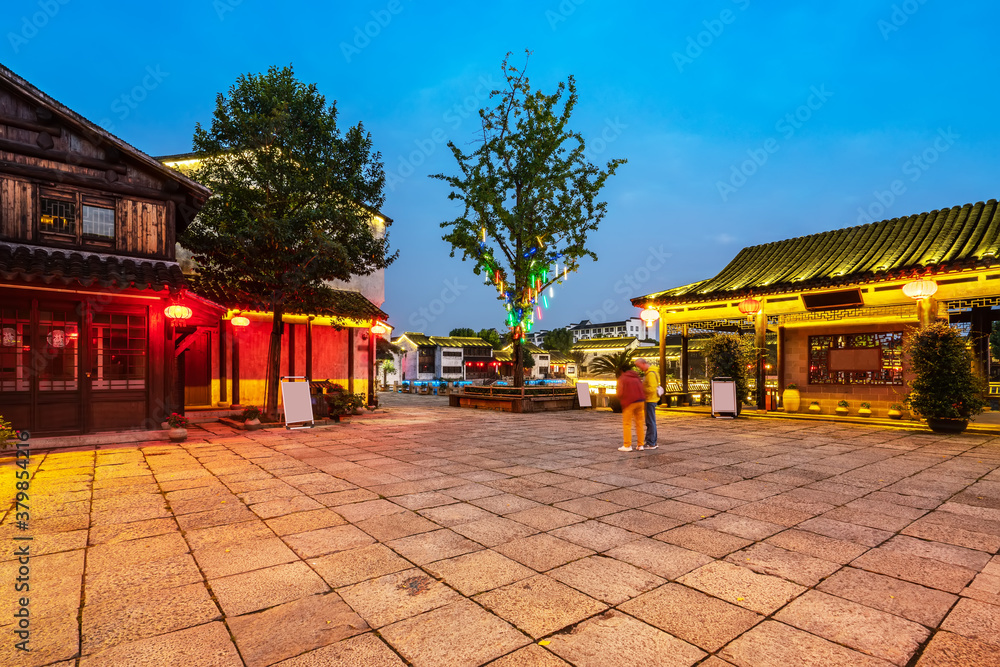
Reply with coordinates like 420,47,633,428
280,376,314,429
576,381,592,408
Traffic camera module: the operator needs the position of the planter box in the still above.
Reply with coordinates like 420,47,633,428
449,386,578,413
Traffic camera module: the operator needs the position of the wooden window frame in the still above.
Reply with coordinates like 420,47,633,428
37,188,117,251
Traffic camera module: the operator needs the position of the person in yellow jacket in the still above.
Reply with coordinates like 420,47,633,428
634,358,659,450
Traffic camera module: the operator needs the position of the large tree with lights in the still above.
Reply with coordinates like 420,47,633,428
183,65,396,419
432,52,625,386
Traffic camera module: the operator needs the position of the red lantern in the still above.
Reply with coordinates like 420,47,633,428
737,296,761,319
164,305,192,320
902,278,937,300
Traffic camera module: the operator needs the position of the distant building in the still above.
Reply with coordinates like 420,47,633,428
568,318,650,342
391,333,495,381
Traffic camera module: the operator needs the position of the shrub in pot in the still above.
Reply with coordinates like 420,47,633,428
858,402,872,417
888,403,903,420
782,383,800,412
703,333,756,416
241,405,262,430
904,322,986,433
836,400,849,416
808,401,821,413
166,413,190,441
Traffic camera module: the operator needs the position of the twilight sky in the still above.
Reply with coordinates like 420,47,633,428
6,1,1000,334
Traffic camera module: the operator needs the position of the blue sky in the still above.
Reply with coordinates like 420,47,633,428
6,1,999,334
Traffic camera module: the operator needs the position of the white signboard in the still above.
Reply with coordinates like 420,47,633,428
280,377,314,429
576,381,592,408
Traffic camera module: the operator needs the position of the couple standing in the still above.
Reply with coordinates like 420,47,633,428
617,358,659,452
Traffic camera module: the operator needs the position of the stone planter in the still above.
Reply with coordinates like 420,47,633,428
888,409,903,420
808,403,821,414
244,418,261,431
167,427,187,442
835,406,849,416
782,388,800,413
858,408,871,418
927,417,969,433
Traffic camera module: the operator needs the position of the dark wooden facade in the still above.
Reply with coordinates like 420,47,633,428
0,65,209,436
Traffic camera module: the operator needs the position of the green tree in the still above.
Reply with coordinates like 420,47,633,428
703,333,756,410
543,328,574,354
183,65,396,419
432,52,625,387
477,328,503,349
379,360,395,388
990,321,1000,363
905,322,986,420
449,327,477,337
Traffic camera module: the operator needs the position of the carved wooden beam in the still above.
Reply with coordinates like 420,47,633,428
0,114,63,136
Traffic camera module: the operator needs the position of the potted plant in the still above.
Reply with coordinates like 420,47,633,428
241,405,262,430
808,400,821,413
0,415,15,451
702,333,756,416
904,322,987,433
166,413,190,441
836,400,849,416
888,403,904,420
349,392,368,415
858,401,872,417
782,383,801,412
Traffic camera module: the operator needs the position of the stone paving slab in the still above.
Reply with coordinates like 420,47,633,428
3,393,1000,665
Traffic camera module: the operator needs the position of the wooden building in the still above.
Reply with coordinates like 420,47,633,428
0,65,210,435
633,200,1000,417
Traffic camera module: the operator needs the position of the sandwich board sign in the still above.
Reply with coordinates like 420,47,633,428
576,381,592,408
280,377,314,429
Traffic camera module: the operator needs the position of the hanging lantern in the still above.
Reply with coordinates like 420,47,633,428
902,278,938,300
737,296,761,320
164,305,193,320
231,316,250,328
2,327,15,347
370,320,388,335
640,307,660,327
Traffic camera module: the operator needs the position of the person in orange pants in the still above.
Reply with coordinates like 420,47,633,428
617,367,645,452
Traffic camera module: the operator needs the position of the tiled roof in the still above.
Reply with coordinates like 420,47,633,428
634,199,1000,306
429,336,493,348
546,351,573,363
572,337,639,351
394,332,434,346
0,243,185,291
569,320,632,330
187,275,386,320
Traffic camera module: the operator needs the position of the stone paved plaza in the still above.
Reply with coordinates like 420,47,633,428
3,393,1000,666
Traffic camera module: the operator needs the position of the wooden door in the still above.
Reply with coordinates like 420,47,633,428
33,301,83,433
184,333,211,406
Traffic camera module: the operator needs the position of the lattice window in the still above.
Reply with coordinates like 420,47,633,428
83,204,115,239
418,348,434,374
809,332,903,385
91,313,146,390
37,309,79,391
442,350,462,357
0,307,31,392
40,197,76,235
442,366,462,375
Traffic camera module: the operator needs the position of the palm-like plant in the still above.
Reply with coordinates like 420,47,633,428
588,349,638,378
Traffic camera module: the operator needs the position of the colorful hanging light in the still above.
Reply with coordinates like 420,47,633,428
902,278,938,300
164,305,193,320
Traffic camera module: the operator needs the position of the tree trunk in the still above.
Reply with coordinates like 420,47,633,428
513,340,525,388
264,303,285,421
